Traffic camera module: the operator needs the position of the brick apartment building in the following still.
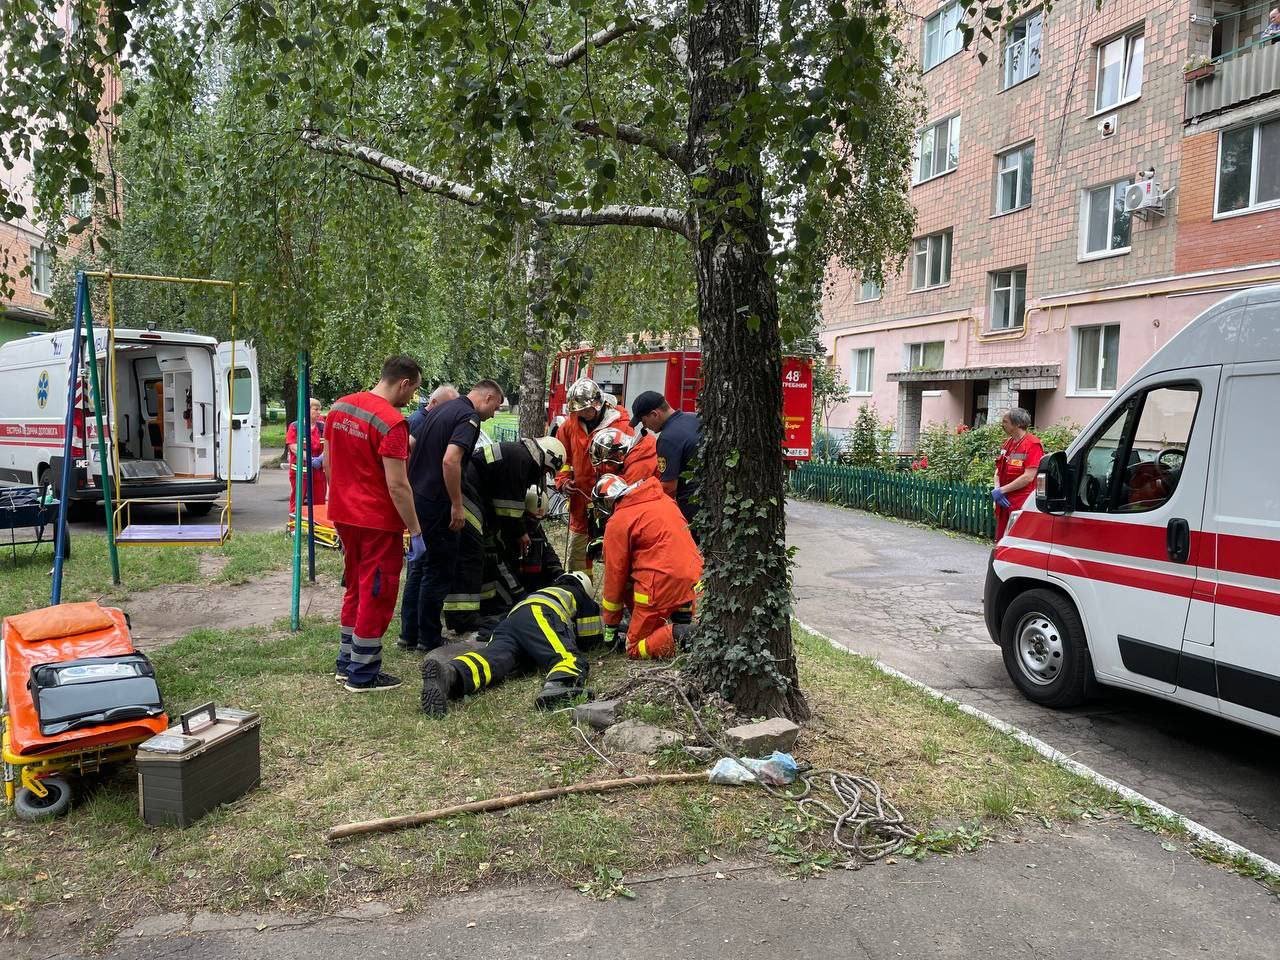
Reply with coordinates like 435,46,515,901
820,0,1280,449
0,3,120,344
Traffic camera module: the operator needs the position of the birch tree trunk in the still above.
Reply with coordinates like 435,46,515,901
686,0,808,719
518,230,552,439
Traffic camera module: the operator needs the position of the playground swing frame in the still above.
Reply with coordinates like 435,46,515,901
49,272,242,605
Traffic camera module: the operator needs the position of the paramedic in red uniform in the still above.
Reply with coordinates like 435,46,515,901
324,356,425,692
992,407,1044,541
286,397,327,512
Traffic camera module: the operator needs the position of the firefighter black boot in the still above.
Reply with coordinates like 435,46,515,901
420,658,459,717
535,678,587,710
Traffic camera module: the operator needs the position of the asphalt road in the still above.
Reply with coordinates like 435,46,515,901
788,498,1280,866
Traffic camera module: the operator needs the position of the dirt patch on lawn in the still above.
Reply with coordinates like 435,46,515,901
126,568,343,649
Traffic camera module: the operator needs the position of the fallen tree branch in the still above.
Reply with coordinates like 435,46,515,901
301,128,694,239
327,771,707,842
572,119,690,172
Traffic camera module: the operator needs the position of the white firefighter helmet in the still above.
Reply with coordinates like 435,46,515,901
560,571,594,596
590,474,634,520
566,377,604,413
524,484,549,517
533,435,566,474
588,427,635,473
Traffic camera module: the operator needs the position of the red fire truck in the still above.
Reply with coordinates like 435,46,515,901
547,345,814,463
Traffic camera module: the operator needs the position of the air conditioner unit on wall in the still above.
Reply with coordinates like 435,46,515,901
1124,176,1170,218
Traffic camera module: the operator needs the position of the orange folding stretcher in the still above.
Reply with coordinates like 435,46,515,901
2,602,168,820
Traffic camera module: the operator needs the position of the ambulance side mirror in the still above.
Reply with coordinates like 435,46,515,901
1036,451,1072,515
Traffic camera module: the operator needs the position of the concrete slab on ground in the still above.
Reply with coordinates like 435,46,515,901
787,498,1280,866
42,824,1279,959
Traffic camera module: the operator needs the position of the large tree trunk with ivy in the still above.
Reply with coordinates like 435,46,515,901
517,233,551,439
683,0,808,721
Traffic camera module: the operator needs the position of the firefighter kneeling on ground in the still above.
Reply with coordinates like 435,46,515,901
555,378,634,572
593,474,703,659
419,572,603,715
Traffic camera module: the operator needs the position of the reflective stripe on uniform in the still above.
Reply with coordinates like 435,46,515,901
463,496,484,532
453,653,481,689
492,498,525,517
601,597,623,612
532,604,580,677
443,592,483,611
634,592,650,605
330,400,392,436
577,615,603,638
459,651,492,686
636,637,649,659
483,444,502,463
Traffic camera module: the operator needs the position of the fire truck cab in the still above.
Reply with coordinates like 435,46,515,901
548,344,813,463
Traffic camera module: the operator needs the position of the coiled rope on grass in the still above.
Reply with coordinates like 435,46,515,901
594,667,916,866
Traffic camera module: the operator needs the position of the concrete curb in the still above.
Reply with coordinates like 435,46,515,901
794,618,1280,881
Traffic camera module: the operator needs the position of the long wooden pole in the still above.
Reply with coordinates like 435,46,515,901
328,771,707,842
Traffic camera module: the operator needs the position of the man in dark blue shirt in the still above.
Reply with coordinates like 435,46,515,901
400,380,503,651
631,391,702,532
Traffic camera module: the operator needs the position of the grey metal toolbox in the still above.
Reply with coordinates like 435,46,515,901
135,703,261,827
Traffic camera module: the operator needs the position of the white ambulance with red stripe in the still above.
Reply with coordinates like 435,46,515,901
0,327,259,511
985,284,1280,735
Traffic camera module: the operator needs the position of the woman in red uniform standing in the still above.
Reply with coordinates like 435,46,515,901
992,407,1044,541
287,397,328,512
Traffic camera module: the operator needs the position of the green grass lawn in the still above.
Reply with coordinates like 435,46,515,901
0,530,323,620
482,411,519,437
0,621,1142,942
260,422,288,449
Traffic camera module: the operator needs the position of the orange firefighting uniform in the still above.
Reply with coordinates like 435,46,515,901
601,476,703,659
556,403,634,570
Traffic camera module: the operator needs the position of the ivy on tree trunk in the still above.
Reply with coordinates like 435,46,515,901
683,0,808,721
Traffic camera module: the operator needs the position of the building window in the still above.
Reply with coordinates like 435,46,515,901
995,143,1034,213
911,229,952,290
1095,29,1144,112
70,191,92,220
915,115,961,183
1079,180,1132,259
990,269,1027,330
1074,323,1120,394
857,278,882,302
923,2,963,71
852,348,875,394
1003,11,1043,89
907,340,945,371
1216,115,1280,216
30,245,52,296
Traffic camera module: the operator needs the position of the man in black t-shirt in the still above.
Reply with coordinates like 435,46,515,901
631,391,702,534
399,380,504,651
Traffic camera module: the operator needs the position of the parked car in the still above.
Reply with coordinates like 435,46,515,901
984,283,1280,735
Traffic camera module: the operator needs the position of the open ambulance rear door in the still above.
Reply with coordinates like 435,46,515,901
215,341,260,481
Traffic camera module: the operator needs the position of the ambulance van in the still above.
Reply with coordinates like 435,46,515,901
984,283,1280,735
0,327,260,512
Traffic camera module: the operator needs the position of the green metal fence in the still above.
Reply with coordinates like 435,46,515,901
789,462,996,540
491,424,519,443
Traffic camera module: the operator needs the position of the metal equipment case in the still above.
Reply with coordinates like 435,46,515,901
135,703,260,827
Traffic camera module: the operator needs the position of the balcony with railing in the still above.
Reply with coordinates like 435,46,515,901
1185,32,1280,123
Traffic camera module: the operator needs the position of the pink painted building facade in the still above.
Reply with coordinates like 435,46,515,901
821,0,1280,449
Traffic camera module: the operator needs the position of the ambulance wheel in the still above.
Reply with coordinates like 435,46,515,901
1000,589,1092,708
14,776,73,821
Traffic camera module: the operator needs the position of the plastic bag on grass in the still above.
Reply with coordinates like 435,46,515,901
708,751,798,787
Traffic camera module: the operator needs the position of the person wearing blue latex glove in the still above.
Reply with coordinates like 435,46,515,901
310,455,325,470
407,533,427,564
992,487,1011,509
992,407,1044,541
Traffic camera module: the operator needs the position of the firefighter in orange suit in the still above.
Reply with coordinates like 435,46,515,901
588,427,661,486
555,378,634,572
593,475,702,659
